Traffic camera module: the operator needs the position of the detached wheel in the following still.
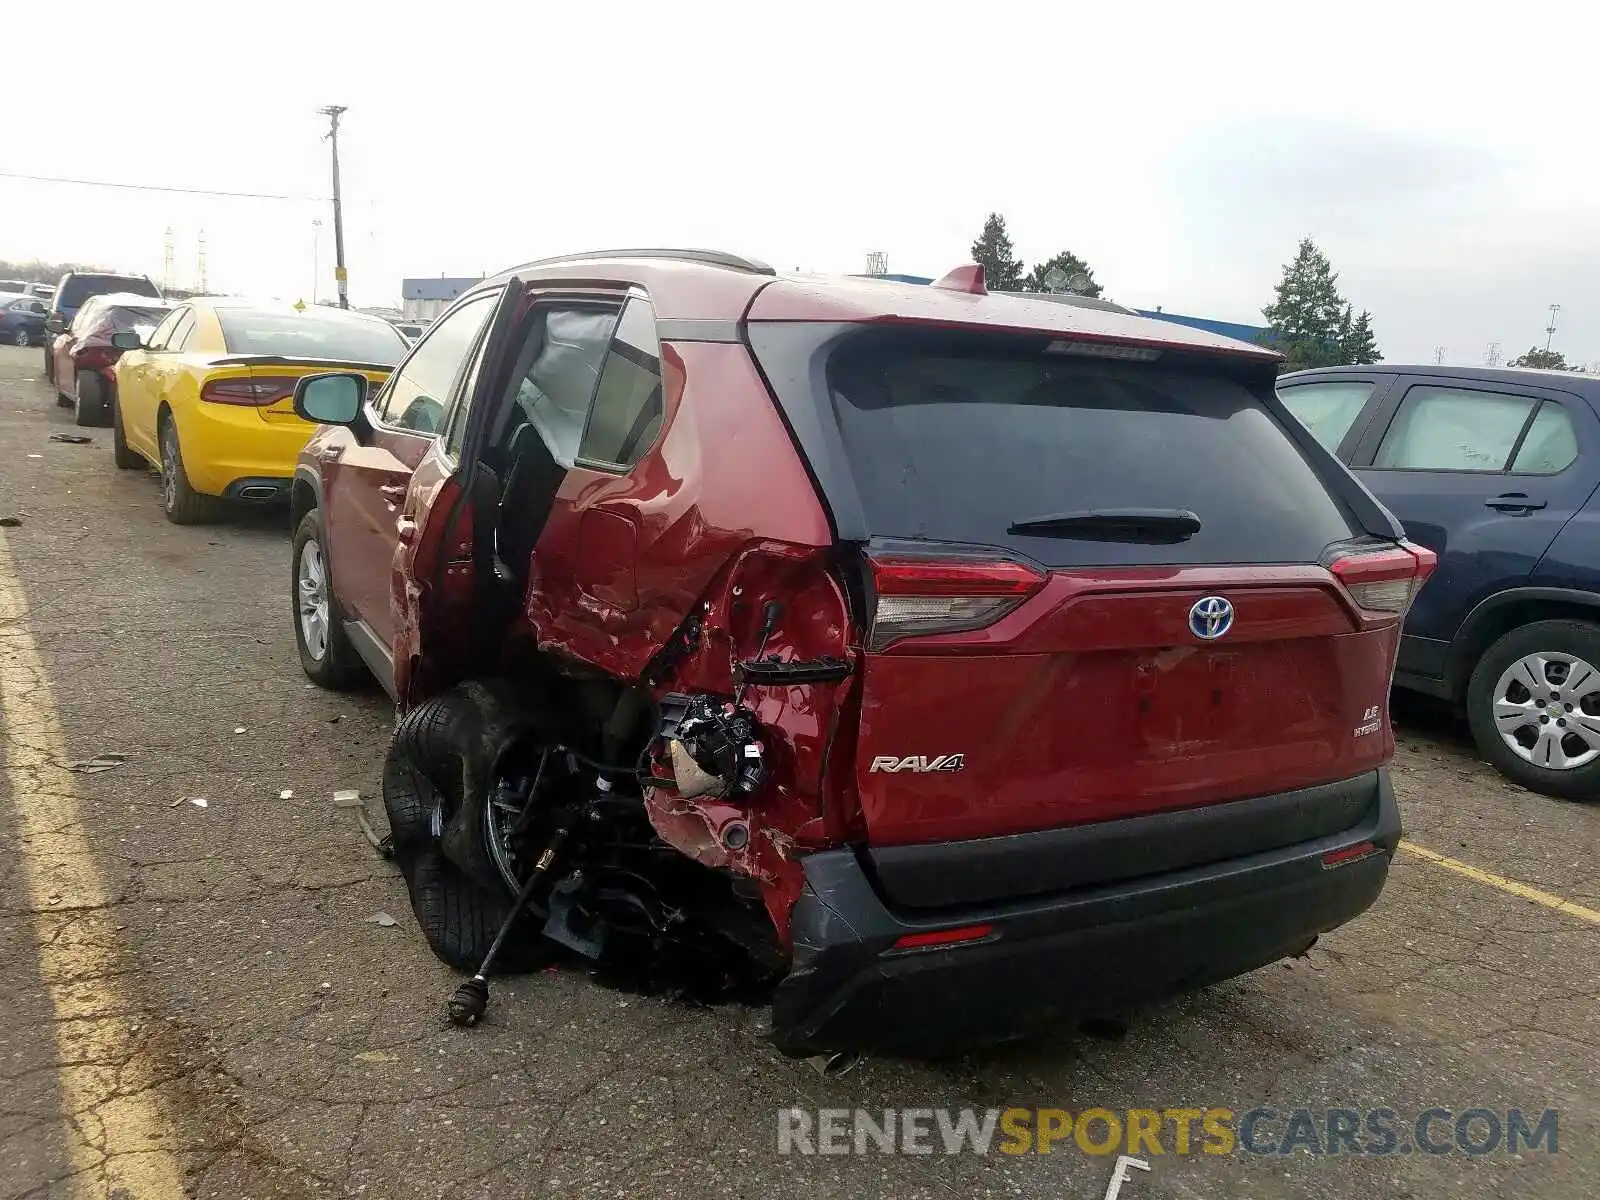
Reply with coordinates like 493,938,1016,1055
382,682,556,973
1467,619,1600,799
158,413,219,524
74,371,109,427
292,509,364,689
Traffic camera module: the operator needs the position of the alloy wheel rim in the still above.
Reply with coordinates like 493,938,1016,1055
13,329,26,347
297,538,330,660
160,425,178,509
1491,651,1600,770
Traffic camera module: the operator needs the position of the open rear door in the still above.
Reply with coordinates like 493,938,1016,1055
391,279,525,708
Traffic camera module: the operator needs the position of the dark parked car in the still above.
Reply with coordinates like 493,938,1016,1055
1279,364,1600,798
0,295,50,346
43,271,162,382
49,293,172,425
289,249,1433,1053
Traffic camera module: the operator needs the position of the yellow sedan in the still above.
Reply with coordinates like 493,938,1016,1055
112,300,408,523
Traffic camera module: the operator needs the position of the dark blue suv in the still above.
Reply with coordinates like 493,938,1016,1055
1280,364,1600,799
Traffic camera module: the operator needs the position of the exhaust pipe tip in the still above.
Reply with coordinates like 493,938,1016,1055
237,484,279,500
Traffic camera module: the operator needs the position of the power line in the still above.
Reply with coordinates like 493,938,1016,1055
0,169,324,202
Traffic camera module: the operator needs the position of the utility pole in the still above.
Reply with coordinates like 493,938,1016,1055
318,105,349,309
1485,341,1502,367
1434,345,1446,365
1545,303,1561,352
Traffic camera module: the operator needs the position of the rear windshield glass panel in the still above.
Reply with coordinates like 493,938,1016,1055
215,310,408,365
59,275,159,309
826,330,1359,567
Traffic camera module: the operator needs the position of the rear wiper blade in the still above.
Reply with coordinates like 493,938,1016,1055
1007,507,1201,543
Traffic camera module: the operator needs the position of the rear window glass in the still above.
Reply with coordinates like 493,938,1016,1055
827,332,1359,567
58,275,159,309
215,310,408,365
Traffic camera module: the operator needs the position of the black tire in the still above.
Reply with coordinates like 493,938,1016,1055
382,681,555,973
291,509,365,689
157,412,219,525
74,370,109,427
111,393,143,470
43,346,54,379
1466,619,1600,799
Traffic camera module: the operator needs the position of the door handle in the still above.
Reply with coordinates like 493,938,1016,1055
1484,493,1546,513
379,483,408,504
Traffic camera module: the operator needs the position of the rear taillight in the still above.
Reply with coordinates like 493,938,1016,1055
867,555,1046,650
1329,542,1438,617
200,376,297,406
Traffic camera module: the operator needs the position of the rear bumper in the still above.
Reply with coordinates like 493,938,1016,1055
177,405,314,496
771,769,1399,1056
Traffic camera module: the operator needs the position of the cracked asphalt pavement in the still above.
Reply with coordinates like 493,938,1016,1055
0,344,1595,1199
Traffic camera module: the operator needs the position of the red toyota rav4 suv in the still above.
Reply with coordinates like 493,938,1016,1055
290,249,1433,1054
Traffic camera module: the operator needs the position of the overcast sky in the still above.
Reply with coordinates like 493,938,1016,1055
6,1,1597,366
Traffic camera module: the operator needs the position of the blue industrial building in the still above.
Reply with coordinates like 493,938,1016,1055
402,276,484,320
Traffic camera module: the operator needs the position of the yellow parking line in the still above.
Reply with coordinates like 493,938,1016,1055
1399,838,1600,925
0,532,185,1198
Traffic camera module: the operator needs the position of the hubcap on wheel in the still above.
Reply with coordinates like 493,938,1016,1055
298,538,330,660
160,425,178,509
1491,651,1600,770
13,329,27,347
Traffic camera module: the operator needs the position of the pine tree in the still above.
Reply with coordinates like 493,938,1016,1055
1340,308,1382,365
1024,250,1104,297
970,213,1024,292
1262,238,1367,370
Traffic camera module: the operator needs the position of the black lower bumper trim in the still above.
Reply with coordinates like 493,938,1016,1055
772,769,1398,1056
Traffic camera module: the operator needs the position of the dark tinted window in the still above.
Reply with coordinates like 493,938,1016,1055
216,309,408,365
58,274,160,310
579,298,663,468
827,332,1359,567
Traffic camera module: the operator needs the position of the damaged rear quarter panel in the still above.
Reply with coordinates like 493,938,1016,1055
522,340,832,678
515,336,854,947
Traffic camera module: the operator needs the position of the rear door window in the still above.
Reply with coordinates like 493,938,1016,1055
164,310,197,353
1372,385,1537,471
1277,379,1375,453
499,306,617,466
578,298,663,469
1510,402,1579,475
826,330,1359,567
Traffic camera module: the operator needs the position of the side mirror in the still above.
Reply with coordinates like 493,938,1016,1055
110,330,144,350
294,372,367,426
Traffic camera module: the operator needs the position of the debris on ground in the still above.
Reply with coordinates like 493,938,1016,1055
61,753,128,774
48,433,92,445
332,788,363,808
808,1051,863,1078
278,789,294,800
189,797,208,809
167,797,185,807
366,912,398,928
355,809,393,858
0,516,20,527
26,453,41,459
233,726,247,735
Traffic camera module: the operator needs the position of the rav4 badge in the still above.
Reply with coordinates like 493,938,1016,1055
869,754,966,774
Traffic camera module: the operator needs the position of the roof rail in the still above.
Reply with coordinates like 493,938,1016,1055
513,248,776,276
